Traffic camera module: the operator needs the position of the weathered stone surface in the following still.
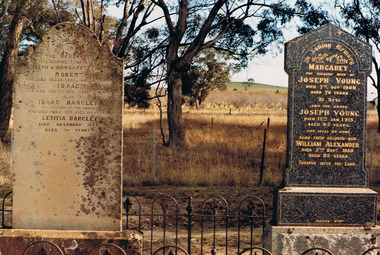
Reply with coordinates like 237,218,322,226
277,187,377,226
13,23,124,230
0,229,142,255
263,225,380,255
285,23,372,187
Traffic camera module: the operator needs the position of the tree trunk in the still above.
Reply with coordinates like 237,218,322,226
377,93,380,133
167,68,186,147
0,0,31,140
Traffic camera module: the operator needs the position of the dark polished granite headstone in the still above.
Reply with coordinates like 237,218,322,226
285,23,371,187
276,24,377,226
278,188,377,226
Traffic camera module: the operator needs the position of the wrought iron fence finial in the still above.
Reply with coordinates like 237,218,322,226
38,246,48,255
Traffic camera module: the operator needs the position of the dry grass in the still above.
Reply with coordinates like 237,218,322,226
122,93,380,187
1,87,379,189
122,105,288,187
205,89,287,111
367,108,380,184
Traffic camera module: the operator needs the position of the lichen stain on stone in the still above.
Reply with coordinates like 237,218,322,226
75,124,121,217
13,23,123,229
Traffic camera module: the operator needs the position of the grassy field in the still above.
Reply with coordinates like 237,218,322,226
1,83,380,194
122,83,380,188
123,109,287,187
122,83,289,187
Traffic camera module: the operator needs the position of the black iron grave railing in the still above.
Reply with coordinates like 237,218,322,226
124,194,268,255
2,191,380,255
1,191,11,229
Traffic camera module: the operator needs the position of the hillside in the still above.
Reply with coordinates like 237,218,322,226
204,82,288,111
225,82,288,94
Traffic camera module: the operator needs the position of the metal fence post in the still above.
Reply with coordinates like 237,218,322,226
370,129,374,181
259,129,267,185
186,197,193,255
153,130,156,185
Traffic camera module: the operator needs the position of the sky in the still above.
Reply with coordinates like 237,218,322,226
230,25,378,101
107,1,378,101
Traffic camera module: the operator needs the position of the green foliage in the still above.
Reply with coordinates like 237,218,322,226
182,50,233,108
337,0,380,42
0,0,77,53
210,1,297,68
294,0,330,34
332,0,380,130
124,66,151,109
217,84,227,91
22,0,76,45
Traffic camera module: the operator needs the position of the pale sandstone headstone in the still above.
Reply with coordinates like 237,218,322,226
12,23,124,231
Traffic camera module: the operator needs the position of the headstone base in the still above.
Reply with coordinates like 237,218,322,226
262,225,380,255
277,187,377,226
0,229,142,255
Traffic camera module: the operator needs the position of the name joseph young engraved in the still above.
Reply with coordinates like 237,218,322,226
292,42,365,171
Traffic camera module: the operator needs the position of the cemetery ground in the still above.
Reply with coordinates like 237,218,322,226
0,83,380,253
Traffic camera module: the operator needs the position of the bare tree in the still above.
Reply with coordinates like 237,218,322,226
152,0,294,147
0,0,32,140
80,0,297,147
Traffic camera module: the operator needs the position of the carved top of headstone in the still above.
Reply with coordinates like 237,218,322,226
285,23,372,74
284,23,372,187
13,23,124,231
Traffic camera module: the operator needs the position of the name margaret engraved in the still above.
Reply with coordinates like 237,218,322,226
308,64,348,72
292,40,365,170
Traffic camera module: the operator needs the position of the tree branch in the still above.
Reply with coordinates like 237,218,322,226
124,37,169,69
0,0,10,20
177,0,228,68
113,0,131,56
373,56,379,90
177,0,188,37
51,0,62,23
80,0,88,26
154,0,175,34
